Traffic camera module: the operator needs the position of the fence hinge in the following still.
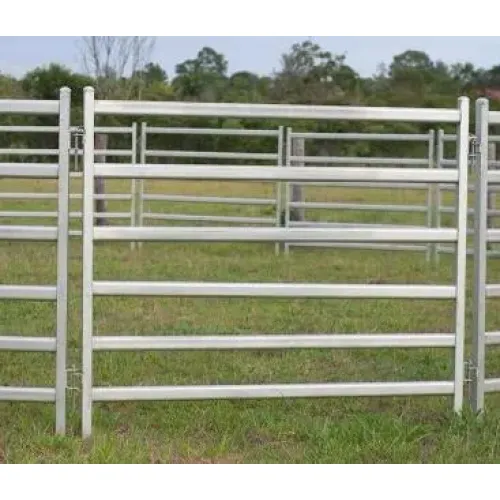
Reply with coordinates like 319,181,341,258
469,135,480,167
464,359,478,384
66,365,82,392
72,126,84,138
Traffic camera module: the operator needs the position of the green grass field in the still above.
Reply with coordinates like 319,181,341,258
1,177,500,464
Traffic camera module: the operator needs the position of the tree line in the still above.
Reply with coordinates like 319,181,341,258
1,38,499,159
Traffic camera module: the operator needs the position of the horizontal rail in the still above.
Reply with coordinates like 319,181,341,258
0,148,59,156
93,227,458,243
0,99,59,115
289,132,431,141
142,194,275,205
439,206,474,216
93,281,456,299
0,336,56,351
0,211,130,219
488,171,500,184
441,136,500,148
65,193,132,201
95,126,134,134
288,201,428,213
0,285,57,300
488,111,500,125
0,387,56,401
142,213,274,224
486,284,500,298
0,125,59,133
0,225,58,241
485,332,500,345
92,194,132,201
287,242,428,252
0,211,58,218
442,159,500,168
95,149,132,157
438,134,500,144
288,221,431,229
71,149,133,157
0,192,58,200
301,182,435,190
92,381,454,401
69,126,134,134
0,163,59,178
92,333,456,351
485,379,500,392
292,156,428,166
94,99,461,123
146,126,280,137
94,164,460,183
146,150,278,161
487,229,500,242
439,160,456,167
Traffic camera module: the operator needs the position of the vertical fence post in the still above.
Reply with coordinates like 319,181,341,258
138,122,147,250
55,87,71,435
284,127,292,255
453,96,470,413
435,129,444,263
82,86,95,439
487,142,496,253
275,126,284,256
427,129,436,264
131,122,138,251
471,98,489,414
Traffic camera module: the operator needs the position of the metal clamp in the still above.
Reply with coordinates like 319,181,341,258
71,126,84,138
70,127,84,172
469,135,480,167
66,365,82,393
464,359,478,384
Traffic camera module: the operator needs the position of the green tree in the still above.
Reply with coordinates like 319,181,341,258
133,62,168,85
172,46,228,101
0,73,25,98
22,63,93,104
272,40,359,104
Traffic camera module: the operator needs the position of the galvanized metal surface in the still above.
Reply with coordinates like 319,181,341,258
138,123,284,237
0,88,70,434
81,90,470,438
95,164,459,183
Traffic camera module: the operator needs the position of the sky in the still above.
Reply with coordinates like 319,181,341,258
1,36,500,79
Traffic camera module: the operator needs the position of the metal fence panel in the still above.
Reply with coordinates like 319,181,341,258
284,129,436,257
0,88,70,434
0,122,137,232
138,123,284,254
81,87,470,438
471,98,493,412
